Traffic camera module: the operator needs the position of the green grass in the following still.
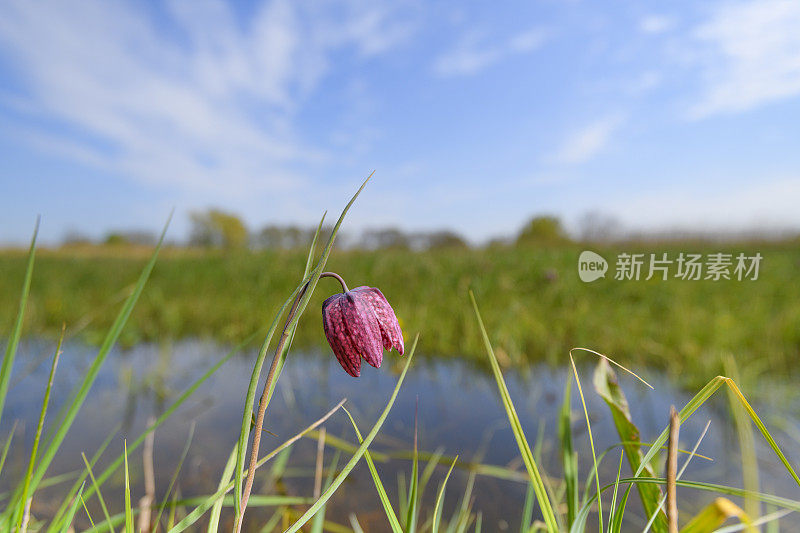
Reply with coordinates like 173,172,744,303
1,242,798,387
2,179,800,531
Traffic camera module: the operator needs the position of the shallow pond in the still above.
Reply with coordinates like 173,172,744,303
2,339,800,531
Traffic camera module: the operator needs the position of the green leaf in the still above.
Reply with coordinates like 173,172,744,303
432,456,458,533
559,374,579,528
469,291,558,532
0,218,38,427
593,359,668,532
14,216,170,515
81,453,115,533
235,174,371,523
59,482,86,533
310,451,341,533
17,328,63,531
124,441,133,533
342,407,403,533
283,333,417,533
680,497,752,533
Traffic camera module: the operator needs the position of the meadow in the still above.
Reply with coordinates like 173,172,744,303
2,180,800,531
0,240,798,389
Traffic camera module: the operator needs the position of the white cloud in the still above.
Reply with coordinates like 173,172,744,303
605,176,800,231
639,15,676,35
433,27,547,77
0,0,413,198
554,116,624,165
690,0,800,117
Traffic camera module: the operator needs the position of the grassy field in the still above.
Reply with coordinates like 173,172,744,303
2,192,799,531
1,242,797,387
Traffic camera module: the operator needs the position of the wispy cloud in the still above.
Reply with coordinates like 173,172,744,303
689,0,800,117
433,27,547,77
0,0,412,198
639,14,676,35
554,115,624,165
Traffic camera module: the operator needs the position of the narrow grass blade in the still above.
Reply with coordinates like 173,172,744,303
407,402,420,533
398,472,408,521
715,509,791,533
593,359,667,532
432,456,458,533
469,291,558,532
80,493,96,529
234,283,305,520
559,374,579,528
155,423,194,532
521,482,535,533
419,447,446,501
81,453,116,533
84,511,139,533
60,482,86,533
17,326,63,531
284,333,416,533
448,469,475,533
68,328,256,521
169,495,309,507
606,450,624,532
235,181,364,521
0,421,18,479
0,218,38,427
310,451,341,533
48,423,121,532
636,377,800,488
18,217,170,511
207,444,237,533
724,356,760,520
643,420,711,533
168,399,346,532
124,441,133,533
261,506,286,533
570,354,603,533
342,407,403,533
305,212,326,275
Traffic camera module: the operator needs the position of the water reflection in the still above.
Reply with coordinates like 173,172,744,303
3,339,800,531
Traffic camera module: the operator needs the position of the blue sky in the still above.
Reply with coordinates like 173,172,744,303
1,0,800,245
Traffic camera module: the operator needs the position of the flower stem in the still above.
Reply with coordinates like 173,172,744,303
237,271,349,531
320,271,349,292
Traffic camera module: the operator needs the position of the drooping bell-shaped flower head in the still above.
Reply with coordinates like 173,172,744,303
322,285,404,377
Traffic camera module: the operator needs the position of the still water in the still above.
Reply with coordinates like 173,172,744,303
3,339,800,531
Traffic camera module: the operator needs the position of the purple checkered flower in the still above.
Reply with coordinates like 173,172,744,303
322,285,404,377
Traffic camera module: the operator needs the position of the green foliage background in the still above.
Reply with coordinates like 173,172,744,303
0,243,798,387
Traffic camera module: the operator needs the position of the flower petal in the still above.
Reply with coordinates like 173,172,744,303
351,286,404,355
342,291,384,368
322,294,361,377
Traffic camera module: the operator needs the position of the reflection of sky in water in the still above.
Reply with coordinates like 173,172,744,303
3,339,800,532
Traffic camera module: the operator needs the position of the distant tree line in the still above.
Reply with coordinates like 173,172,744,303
70,206,794,250
181,208,583,250
61,208,590,250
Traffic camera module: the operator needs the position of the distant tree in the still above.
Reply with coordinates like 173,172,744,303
61,230,93,246
486,237,512,249
424,230,469,250
103,233,126,246
103,230,157,246
578,212,622,242
360,228,411,250
255,224,342,250
189,209,248,248
516,215,569,246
